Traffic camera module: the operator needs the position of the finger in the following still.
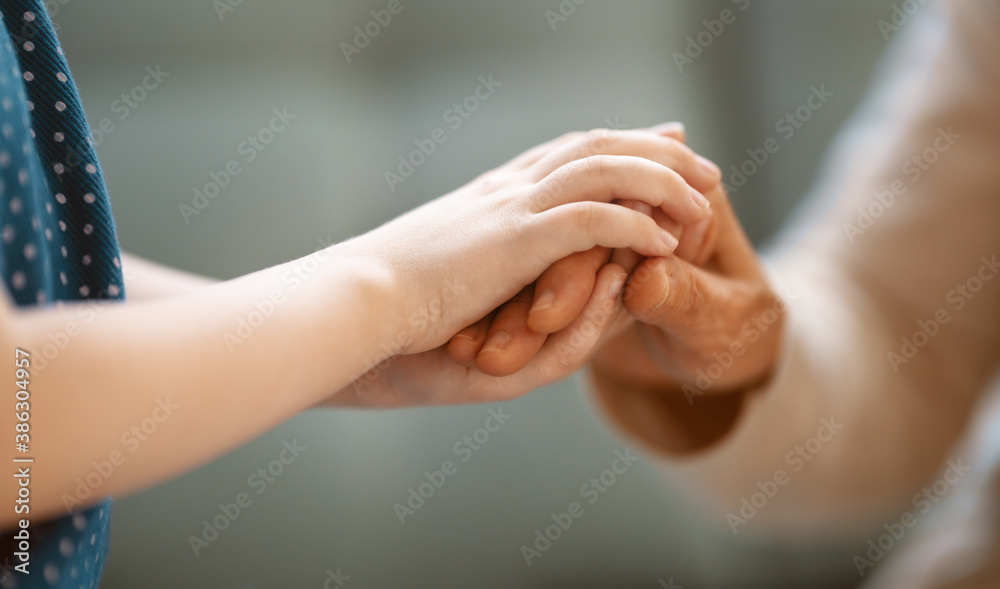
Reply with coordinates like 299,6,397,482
654,199,715,266
609,246,643,275
606,200,652,274
529,200,679,261
446,313,493,367
647,205,683,238
527,247,610,334
695,184,759,277
503,132,581,172
647,121,687,143
673,214,715,265
623,255,739,330
527,263,630,377
453,265,629,402
644,124,724,187
476,286,547,377
525,129,721,193
532,155,711,225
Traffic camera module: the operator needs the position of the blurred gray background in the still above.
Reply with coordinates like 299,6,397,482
52,0,908,587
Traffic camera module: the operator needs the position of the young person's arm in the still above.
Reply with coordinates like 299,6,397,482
118,252,218,301
0,130,710,525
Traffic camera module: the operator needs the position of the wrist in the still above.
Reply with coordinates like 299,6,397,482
266,243,399,402
334,229,448,354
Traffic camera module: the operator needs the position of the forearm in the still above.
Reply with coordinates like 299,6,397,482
1,245,391,525
591,0,1000,531
120,252,218,301
590,259,975,530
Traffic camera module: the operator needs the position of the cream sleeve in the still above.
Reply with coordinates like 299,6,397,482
592,0,1000,531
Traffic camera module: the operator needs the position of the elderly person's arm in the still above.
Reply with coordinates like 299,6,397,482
592,0,1000,531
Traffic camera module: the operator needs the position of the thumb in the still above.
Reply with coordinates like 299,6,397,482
622,255,734,328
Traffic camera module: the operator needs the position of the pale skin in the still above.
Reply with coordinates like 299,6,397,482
1,126,716,526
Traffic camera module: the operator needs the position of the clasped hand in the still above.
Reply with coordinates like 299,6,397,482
328,123,782,408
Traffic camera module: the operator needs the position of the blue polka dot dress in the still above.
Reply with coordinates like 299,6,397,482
0,1,125,587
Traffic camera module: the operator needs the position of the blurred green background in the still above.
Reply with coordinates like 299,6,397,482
52,1,906,587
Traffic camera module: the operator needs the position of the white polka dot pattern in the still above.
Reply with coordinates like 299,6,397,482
0,3,121,588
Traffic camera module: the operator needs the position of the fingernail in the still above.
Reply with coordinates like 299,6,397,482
608,273,627,299
481,331,511,354
452,326,479,341
627,200,653,217
690,187,711,211
649,122,686,139
530,289,556,314
660,229,679,250
652,264,671,310
696,155,722,180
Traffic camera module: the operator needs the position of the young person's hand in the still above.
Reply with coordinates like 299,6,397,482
445,123,721,377
323,262,636,407
341,126,714,359
319,126,716,407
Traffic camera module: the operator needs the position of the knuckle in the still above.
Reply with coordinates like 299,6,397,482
671,271,706,322
580,154,614,180
534,177,562,208
492,201,527,248
472,170,504,192
581,128,617,155
569,202,597,235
